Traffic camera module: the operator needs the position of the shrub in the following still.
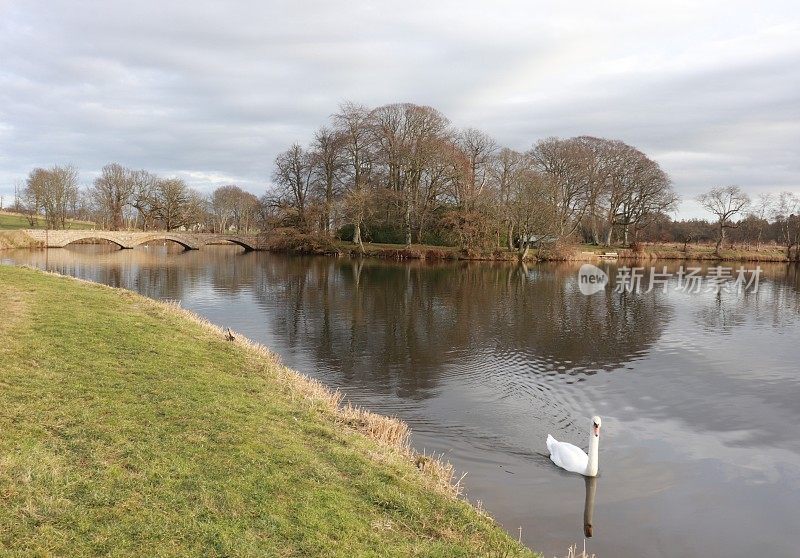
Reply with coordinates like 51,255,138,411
423,248,450,260
336,223,355,242
264,228,341,255
363,223,405,244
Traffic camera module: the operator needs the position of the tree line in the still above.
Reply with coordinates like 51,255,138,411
10,101,800,258
265,102,798,258
643,187,800,258
16,163,261,233
265,102,679,256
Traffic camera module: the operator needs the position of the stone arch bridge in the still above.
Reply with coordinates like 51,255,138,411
23,230,267,251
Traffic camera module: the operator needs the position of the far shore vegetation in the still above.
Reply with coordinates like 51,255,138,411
4,102,799,261
0,225,794,263
0,264,539,557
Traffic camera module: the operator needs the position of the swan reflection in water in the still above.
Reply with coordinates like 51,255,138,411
583,475,597,537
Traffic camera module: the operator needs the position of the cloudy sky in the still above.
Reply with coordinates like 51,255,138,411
1,0,798,217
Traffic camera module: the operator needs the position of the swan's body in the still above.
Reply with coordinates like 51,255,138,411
546,435,591,474
546,416,601,477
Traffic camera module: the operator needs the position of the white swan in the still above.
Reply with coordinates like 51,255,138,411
546,416,601,477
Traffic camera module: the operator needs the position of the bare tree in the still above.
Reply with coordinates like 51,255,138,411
332,102,374,249
698,185,751,256
340,187,374,251
23,165,79,229
674,219,707,252
130,169,159,230
231,190,260,233
183,188,209,231
310,126,345,234
271,144,315,231
750,192,774,249
413,136,456,244
453,128,497,210
22,168,47,226
12,179,25,212
609,148,677,245
92,163,135,230
528,137,590,241
772,192,800,260
153,178,190,230
68,187,92,224
491,148,526,249
211,185,241,232
508,167,557,259
370,103,451,245
572,136,618,245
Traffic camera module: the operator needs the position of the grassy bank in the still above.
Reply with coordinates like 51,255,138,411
0,210,95,231
0,265,537,557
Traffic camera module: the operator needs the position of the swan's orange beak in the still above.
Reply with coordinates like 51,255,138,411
593,424,600,437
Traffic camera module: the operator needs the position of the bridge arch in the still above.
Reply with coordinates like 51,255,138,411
61,233,131,249
129,234,199,250
203,236,257,251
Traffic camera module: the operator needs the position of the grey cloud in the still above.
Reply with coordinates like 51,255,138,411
1,0,798,218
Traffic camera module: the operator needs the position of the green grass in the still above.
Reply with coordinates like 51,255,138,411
0,210,96,230
0,265,537,557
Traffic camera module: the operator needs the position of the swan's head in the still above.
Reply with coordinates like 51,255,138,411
592,416,602,438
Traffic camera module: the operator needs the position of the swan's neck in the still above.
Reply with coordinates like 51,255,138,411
586,432,599,477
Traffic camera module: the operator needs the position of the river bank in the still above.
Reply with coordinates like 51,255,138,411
0,265,537,557
259,228,795,262
3,228,792,263
0,230,43,250
288,237,793,263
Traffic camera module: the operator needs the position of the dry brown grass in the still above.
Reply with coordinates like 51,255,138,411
616,243,790,262
542,241,791,263
0,230,43,250
422,247,450,260
535,243,585,261
561,542,595,558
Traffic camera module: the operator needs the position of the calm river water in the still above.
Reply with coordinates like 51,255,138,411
3,244,800,557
